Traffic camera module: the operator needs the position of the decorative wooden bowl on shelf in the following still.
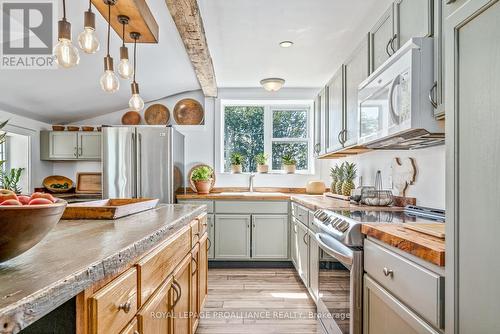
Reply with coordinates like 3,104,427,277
174,99,204,125
67,126,80,131
43,175,73,193
122,111,141,125
0,199,67,263
52,125,65,131
145,104,170,125
188,164,215,193
81,126,95,131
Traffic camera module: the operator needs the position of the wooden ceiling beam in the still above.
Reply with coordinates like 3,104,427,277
165,0,218,97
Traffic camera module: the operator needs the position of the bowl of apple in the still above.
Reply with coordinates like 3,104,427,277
0,189,67,263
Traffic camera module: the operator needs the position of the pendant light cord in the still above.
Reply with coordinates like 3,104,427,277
133,37,137,83
122,22,125,48
88,0,92,12
62,0,66,19
106,3,111,56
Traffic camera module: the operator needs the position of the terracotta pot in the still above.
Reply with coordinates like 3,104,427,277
194,180,212,194
231,164,242,174
283,164,296,174
257,164,269,173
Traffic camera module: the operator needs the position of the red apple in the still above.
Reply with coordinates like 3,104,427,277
28,198,53,205
30,192,56,203
0,199,22,206
0,189,18,202
17,195,31,205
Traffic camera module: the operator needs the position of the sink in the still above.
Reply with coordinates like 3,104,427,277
218,192,285,197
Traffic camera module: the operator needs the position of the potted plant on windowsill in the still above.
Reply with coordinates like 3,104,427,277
191,166,213,194
255,153,269,173
282,153,297,174
230,152,244,174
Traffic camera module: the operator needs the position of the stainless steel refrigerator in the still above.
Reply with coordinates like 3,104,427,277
102,126,184,203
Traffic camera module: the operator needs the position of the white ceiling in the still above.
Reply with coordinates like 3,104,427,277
0,0,200,124
198,0,393,88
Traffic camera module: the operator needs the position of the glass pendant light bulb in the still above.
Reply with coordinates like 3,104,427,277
100,69,120,93
78,27,99,54
118,58,134,79
129,93,144,111
54,38,80,68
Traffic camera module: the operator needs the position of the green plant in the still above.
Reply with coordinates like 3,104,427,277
341,162,357,196
282,153,296,166
191,166,213,182
0,167,24,194
230,152,244,166
255,153,268,166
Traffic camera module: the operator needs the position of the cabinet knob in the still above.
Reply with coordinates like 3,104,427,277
118,300,131,313
133,331,140,334
383,267,394,278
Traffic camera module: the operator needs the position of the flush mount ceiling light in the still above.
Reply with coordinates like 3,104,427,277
100,0,119,93
260,78,285,92
78,0,100,54
117,15,134,79
128,32,145,112
53,0,80,68
279,41,294,48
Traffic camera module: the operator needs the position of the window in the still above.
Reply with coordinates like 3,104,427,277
221,102,313,173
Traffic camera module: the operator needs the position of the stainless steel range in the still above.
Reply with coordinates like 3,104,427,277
312,206,445,334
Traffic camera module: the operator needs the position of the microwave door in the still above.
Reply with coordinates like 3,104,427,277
359,85,390,144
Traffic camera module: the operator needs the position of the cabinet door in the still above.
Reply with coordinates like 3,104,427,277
49,132,78,159
207,214,215,259
291,219,299,268
191,244,200,334
327,66,345,152
137,276,172,334
251,215,288,259
79,132,101,160
296,222,309,286
432,0,445,118
119,318,138,334
171,254,191,334
394,0,433,49
313,94,322,157
308,232,319,301
319,87,328,155
214,215,251,259
344,37,369,147
199,233,208,312
369,5,395,73
364,275,439,334
446,1,500,333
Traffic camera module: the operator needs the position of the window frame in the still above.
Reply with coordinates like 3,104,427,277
218,100,314,174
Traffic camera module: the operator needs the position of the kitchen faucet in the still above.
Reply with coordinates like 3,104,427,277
249,173,255,192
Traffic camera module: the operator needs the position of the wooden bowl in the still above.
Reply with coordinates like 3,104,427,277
0,199,67,263
43,175,73,193
145,104,170,125
122,111,141,125
67,126,80,131
82,126,95,132
188,164,215,193
52,125,65,131
173,99,204,125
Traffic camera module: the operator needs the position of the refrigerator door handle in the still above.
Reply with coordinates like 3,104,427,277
131,132,137,198
138,133,143,198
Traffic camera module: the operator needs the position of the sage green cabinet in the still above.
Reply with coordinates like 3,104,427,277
295,221,309,285
40,131,101,161
327,66,345,152
308,225,319,302
446,1,500,332
214,214,251,260
208,214,215,259
313,87,328,156
369,5,395,73
291,219,299,266
251,215,288,259
394,0,434,48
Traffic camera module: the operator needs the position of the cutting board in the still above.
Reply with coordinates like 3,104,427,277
62,198,159,220
76,172,102,194
405,223,445,239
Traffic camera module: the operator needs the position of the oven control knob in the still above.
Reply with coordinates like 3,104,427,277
339,222,350,232
331,218,341,227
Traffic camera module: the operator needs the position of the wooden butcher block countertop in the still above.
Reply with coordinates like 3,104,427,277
361,224,446,266
290,195,406,211
0,204,206,332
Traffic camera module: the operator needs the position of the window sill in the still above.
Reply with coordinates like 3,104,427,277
217,171,315,176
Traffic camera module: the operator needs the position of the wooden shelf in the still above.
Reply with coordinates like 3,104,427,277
317,145,373,159
91,0,159,43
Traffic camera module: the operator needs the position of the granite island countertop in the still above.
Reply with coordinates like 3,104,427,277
0,204,206,333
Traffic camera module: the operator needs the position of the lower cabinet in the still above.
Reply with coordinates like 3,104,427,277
171,254,192,334
295,221,309,285
137,277,173,333
207,214,215,259
119,318,138,334
251,215,288,259
308,226,319,302
290,219,299,266
199,234,209,309
363,275,439,334
190,244,200,333
214,215,251,259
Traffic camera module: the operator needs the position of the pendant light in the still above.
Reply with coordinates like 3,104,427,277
78,0,100,54
53,0,80,68
128,32,144,112
100,0,119,93
117,15,134,79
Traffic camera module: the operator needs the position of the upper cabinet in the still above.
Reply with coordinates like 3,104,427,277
313,87,328,156
41,131,101,161
327,66,345,152
369,5,395,73
394,0,434,48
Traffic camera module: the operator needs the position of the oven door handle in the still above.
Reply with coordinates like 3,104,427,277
315,233,354,269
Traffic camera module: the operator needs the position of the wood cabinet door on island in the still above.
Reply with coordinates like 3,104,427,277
119,318,138,334
199,233,209,312
171,254,192,334
191,244,200,333
137,276,173,334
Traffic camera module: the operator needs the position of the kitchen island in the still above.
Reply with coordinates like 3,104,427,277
0,204,208,334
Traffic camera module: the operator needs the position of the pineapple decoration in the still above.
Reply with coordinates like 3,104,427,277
335,162,346,195
329,164,340,194
341,162,357,196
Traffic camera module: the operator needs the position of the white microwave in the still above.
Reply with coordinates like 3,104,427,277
358,37,443,149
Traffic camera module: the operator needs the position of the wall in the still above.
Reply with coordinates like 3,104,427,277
0,110,53,190
317,145,446,209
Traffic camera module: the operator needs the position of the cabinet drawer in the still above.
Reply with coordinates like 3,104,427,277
89,268,138,334
364,239,444,328
136,226,190,306
215,201,288,214
291,202,309,226
198,213,208,235
191,219,200,247
178,200,214,213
